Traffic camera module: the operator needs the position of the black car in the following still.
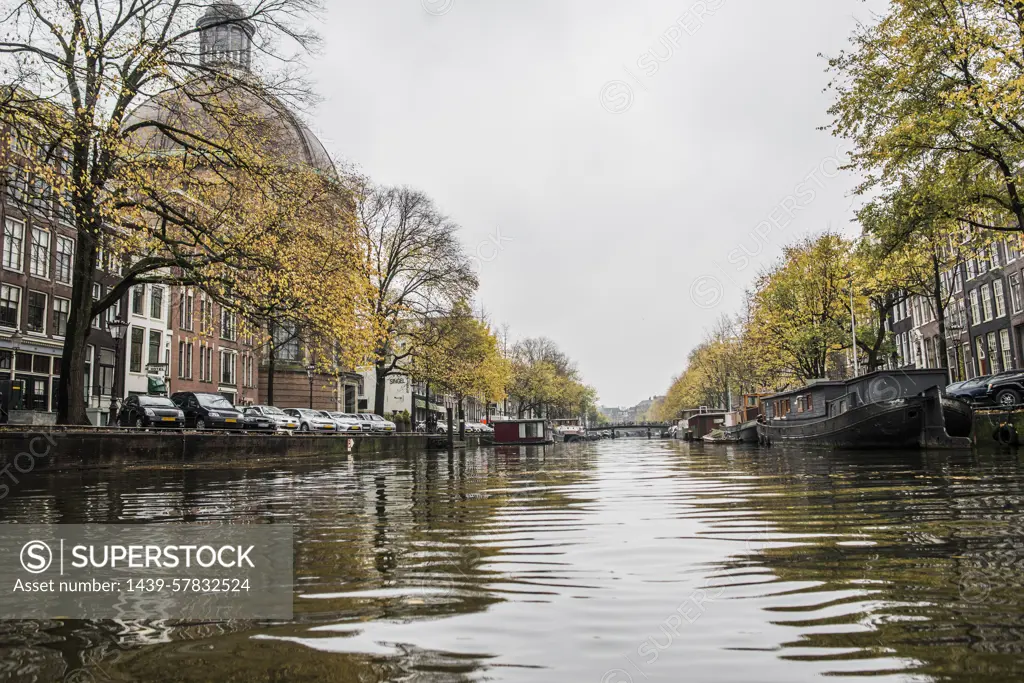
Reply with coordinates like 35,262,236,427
946,374,994,403
170,392,245,431
117,395,184,428
985,371,1024,407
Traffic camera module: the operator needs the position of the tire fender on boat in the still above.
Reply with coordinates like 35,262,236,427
995,423,1018,446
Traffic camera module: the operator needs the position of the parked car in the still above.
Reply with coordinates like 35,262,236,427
326,412,363,433
358,413,397,433
283,408,337,433
243,405,299,431
985,371,1024,407
946,375,993,403
240,407,277,433
117,395,184,429
170,392,245,431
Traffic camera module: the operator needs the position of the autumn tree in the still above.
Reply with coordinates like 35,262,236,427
747,233,855,383
357,184,478,415
827,0,1024,234
506,337,596,419
0,0,372,424
410,302,510,440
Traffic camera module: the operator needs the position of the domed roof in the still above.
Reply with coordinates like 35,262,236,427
127,83,336,179
125,2,334,178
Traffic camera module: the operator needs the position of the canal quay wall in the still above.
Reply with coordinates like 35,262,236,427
973,409,1024,448
0,430,482,473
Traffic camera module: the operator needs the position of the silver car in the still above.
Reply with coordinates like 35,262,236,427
327,412,364,433
245,405,299,431
359,413,397,433
284,408,337,433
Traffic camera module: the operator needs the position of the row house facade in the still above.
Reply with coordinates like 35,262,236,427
0,134,126,424
888,235,1024,382
169,288,260,406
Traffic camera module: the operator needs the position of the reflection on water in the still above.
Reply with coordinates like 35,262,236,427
1,441,1024,682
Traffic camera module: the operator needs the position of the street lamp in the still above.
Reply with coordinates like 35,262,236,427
947,319,965,382
305,363,316,409
108,319,129,425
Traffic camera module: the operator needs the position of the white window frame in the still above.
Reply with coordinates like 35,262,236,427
53,297,70,338
29,227,50,279
994,279,1007,318
25,290,47,335
1001,328,1014,371
3,218,25,272
55,235,74,284
0,283,22,329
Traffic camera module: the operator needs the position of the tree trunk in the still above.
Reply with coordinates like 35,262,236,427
458,397,465,440
446,406,454,450
56,230,99,425
266,348,276,406
374,360,388,415
932,253,950,380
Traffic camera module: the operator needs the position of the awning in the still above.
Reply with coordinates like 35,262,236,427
147,375,168,395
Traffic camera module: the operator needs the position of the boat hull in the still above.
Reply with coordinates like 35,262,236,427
757,395,969,450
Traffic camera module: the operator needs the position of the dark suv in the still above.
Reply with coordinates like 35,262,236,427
985,371,1024,407
170,392,245,430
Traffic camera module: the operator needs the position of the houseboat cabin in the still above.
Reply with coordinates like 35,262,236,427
493,419,553,445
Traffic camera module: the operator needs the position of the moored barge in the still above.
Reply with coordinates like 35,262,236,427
757,369,972,450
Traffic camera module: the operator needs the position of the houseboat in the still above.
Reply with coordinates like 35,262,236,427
553,418,587,442
493,419,554,445
757,369,972,450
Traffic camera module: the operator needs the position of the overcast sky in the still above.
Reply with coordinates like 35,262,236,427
303,0,884,408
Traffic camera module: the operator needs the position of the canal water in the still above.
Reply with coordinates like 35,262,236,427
1,440,1023,682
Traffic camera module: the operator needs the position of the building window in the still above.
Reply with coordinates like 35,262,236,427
982,285,994,322
1001,328,1014,371
150,286,164,320
221,308,236,341
988,332,1001,373
178,340,194,379
0,284,21,328
220,350,236,385
994,280,1007,318
199,295,214,335
29,228,50,278
3,218,24,271
1011,273,1023,314
55,235,73,284
129,327,144,373
26,291,46,334
180,289,194,331
98,348,115,396
91,283,102,329
148,330,161,367
53,297,69,337
273,324,300,361
198,344,214,382
1009,237,1022,262
969,288,981,325
131,285,145,315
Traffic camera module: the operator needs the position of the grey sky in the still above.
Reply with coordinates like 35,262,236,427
304,0,882,407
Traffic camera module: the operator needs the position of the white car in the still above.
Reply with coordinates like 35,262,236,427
283,408,337,433
327,412,363,433
359,413,397,433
